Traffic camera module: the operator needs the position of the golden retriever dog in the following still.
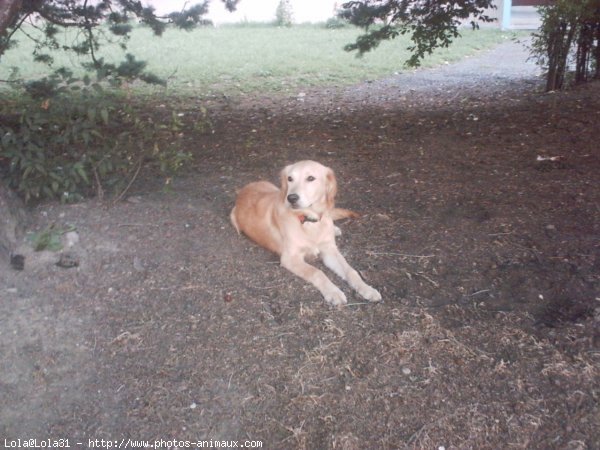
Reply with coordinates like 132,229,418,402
230,160,381,306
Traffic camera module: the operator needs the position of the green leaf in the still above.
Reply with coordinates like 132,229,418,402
74,163,90,184
22,166,33,179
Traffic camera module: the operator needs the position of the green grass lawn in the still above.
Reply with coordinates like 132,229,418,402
0,24,518,97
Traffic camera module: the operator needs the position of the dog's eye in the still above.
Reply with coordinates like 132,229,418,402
307,176,315,182
287,176,293,182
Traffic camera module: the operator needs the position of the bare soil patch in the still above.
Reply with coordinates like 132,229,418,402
1,42,599,449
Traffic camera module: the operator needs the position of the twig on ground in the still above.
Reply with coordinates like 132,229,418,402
368,251,435,259
415,272,440,287
112,157,143,206
468,289,491,297
117,223,161,228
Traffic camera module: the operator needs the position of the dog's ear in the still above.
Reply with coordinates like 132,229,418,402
325,168,337,209
280,167,289,200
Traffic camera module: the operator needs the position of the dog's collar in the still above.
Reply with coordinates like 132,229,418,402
298,214,319,224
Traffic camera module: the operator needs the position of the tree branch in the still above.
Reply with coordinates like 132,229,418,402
0,0,23,37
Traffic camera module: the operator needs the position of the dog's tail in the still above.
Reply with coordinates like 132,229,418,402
230,206,241,233
330,208,360,221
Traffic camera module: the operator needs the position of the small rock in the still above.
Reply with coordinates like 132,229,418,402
56,253,79,269
127,196,142,204
402,367,411,375
64,231,80,248
10,253,25,271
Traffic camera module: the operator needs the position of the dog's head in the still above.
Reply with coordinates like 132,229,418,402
280,160,337,214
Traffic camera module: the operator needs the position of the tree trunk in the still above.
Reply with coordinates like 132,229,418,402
1,0,27,263
0,179,28,263
0,0,22,37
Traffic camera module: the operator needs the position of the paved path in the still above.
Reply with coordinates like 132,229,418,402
371,37,542,97
283,38,545,113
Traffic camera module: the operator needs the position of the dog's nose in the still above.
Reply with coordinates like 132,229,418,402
287,193,299,204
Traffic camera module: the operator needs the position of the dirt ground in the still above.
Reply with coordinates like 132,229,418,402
1,41,599,449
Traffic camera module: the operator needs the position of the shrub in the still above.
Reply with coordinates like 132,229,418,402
0,70,193,203
324,17,351,29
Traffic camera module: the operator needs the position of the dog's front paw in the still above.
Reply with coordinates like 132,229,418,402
323,287,347,306
358,285,382,302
